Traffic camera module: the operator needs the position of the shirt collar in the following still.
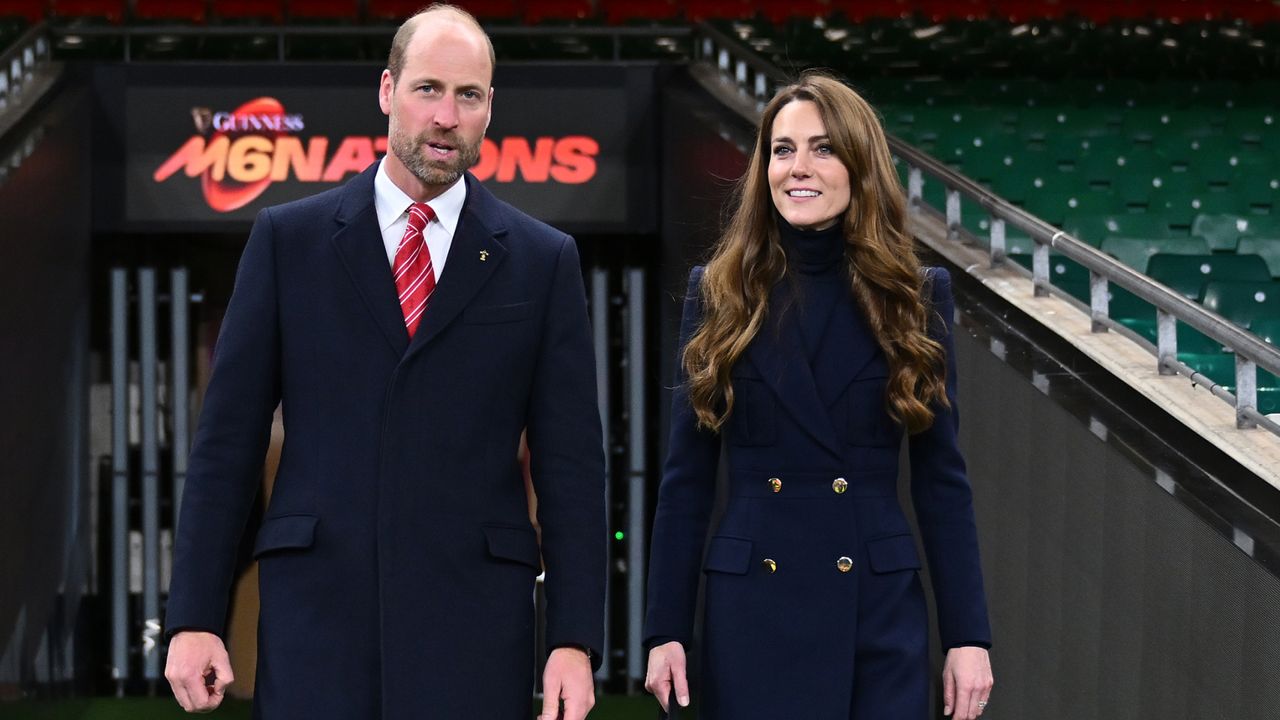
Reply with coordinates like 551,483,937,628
374,158,467,237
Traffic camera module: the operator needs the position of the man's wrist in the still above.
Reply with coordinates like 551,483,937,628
550,643,593,662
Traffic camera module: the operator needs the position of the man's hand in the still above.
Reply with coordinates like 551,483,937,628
942,646,993,720
540,646,595,720
165,631,235,713
644,641,689,713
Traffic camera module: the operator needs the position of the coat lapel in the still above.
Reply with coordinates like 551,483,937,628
810,291,884,409
745,282,843,459
404,173,508,359
330,163,410,358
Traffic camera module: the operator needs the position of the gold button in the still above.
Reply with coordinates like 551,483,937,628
832,477,848,494
762,558,777,573
836,556,853,573
768,477,782,493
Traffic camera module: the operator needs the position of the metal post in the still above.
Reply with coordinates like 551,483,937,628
170,269,190,533
945,189,961,241
591,266,611,681
1156,309,1178,375
907,167,923,208
1089,271,1110,333
109,269,129,693
1032,242,1050,298
625,268,646,688
1236,356,1258,429
137,269,161,682
989,217,1006,267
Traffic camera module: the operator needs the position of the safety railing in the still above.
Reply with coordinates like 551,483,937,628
693,21,1280,436
0,23,51,113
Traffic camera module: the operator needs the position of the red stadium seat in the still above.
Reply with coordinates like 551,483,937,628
916,0,988,22
287,0,359,21
760,0,830,25
212,0,284,23
0,0,46,23
367,0,429,22
830,0,908,22
134,0,206,23
993,0,1065,22
451,0,519,22
50,0,124,23
601,0,679,25
524,0,595,24
682,0,753,22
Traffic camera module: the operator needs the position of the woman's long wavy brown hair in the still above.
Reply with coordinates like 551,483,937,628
684,71,949,435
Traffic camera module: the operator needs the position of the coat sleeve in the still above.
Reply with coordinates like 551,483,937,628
525,235,607,669
165,208,283,639
643,266,722,649
908,266,993,650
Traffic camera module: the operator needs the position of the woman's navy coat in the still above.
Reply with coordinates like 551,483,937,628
645,265,991,719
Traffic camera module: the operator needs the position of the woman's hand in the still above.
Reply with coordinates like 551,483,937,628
644,641,690,712
943,646,993,719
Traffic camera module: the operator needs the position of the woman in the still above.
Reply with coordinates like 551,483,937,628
643,72,993,720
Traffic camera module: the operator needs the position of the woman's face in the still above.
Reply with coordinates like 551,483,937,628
767,100,852,231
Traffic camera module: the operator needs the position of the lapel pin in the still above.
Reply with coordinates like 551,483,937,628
479,250,489,262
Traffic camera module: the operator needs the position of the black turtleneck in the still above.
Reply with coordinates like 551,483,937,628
777,217,848,364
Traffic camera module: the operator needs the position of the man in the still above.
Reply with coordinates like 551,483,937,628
163,6,605,719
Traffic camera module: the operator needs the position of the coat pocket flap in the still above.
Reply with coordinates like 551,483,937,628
865,533,922,574
253,515,318,559
703,536,753,575
463,301,531,324
483,524,542,569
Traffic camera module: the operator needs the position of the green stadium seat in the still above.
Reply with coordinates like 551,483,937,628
1110,213,1179,239
1236,237,1280,278
1202,280,1280,329
1191,213,1250,251
1226,107,1279,145
1146,253,1273,301
1100,237,1209,273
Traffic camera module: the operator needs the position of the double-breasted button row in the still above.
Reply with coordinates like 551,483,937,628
758,557,855,573
764,476,849,494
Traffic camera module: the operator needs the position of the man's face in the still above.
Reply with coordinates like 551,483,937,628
379,18,493,189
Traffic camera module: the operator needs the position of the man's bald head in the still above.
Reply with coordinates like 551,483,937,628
387,3,496,85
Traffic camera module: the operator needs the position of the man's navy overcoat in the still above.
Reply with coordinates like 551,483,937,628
166,164,606,718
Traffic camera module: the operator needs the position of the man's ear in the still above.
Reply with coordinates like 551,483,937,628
378,69,394,116
484,87,494,132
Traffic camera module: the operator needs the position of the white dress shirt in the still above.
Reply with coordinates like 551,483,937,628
373,158,467,281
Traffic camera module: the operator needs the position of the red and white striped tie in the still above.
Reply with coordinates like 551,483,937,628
393,202,437,337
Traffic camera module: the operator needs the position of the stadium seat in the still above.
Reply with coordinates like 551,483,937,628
682,0,753,22
1192,213,1250,251
1146,253,1273,301
134,0,204,23
51,0,123,23
367,0,430,22
1100,237,1209,273
601,0,679,25
0,1,45,23
211,0,284,24
1202,280,1280,329
287,0,358,22
1236,237,1280,278
453,0,520,22
525,0,595,24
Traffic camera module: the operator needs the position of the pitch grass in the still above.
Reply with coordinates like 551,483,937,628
0,695,682,719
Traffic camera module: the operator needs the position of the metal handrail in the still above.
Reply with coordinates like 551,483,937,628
692,21,1280,435
0,22,51,112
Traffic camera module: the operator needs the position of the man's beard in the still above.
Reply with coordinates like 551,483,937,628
391,127,482,187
